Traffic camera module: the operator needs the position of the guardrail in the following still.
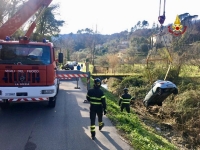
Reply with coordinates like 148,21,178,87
91,72,140,76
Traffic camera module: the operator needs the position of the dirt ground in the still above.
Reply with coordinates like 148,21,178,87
131,100,200,150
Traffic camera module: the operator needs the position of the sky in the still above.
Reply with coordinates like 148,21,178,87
52,0,200,35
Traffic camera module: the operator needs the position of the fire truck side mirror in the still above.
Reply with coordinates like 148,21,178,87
58,53,63,63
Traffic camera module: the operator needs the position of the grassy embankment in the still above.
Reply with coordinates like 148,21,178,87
81,76,177,150
81,62,200,149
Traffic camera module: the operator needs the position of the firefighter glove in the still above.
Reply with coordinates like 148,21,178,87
104,110,107,115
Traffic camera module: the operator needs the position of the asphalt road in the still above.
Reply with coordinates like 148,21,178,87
0,80,133,150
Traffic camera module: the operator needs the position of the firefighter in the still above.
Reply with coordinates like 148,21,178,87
86,78,107,140
77,64,81,71
119,88,135,114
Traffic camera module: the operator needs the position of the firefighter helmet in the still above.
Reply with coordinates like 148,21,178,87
123,88,128,93
94,78,101,87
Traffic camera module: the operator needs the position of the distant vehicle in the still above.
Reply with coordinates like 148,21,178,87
66,61,78,66
143,80,178,108
62,63,74,70
72,61,78,66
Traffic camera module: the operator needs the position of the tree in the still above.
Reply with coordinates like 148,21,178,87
139,43,149,53
130,27,134,33
85,28,93,34
179,13,190,21
180,13,198,26
98,56,109,67
66,49,70,61
33,3,65,41
188,42,200,70
107,54,119,70
76,28,96,65
151,22,156,29
141,20,149,28
0,0,10,25
0,0,27,25
129,36,149,55
136,21,141,28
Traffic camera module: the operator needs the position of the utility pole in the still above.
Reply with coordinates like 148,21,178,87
92,24,97,66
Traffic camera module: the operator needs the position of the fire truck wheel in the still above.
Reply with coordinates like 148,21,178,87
48,96,56,108
0,100,10,110
56,84,59,95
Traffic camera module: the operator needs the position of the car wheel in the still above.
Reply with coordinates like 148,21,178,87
156,88,162,95
172,88,178,95
143,100,149,108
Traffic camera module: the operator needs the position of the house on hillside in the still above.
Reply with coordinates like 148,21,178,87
95,44,103,49
117,41,129,49
151,33,173,47
121,41,129,44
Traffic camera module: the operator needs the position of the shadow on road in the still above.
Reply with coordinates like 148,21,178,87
101,131,124,150
93,138,110,150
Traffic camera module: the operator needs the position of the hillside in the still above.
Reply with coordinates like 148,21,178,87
58,18,200,149
106,75,200,149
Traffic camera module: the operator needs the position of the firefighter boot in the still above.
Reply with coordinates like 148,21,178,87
91,131,96,140
99,122,104,131
90,125,96,140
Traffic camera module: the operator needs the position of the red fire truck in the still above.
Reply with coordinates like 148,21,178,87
0,0,62,109
0,0,90,110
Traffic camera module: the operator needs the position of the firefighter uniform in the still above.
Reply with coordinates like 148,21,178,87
86,78,107,140
119,88,134,113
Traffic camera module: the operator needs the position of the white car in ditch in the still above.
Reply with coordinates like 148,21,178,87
143,80,178,108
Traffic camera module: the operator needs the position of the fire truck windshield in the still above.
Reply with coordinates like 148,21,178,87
0,44,51,65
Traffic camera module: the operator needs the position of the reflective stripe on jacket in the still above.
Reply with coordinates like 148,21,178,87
86,87,106,110
119,93,133,105
87,95,105,105
120,97,131,104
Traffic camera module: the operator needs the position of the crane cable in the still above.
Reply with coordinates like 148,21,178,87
146,0,168,83
158,0,171,81
161,35,172,80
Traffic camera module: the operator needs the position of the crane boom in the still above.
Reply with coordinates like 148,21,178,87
0,0,52,39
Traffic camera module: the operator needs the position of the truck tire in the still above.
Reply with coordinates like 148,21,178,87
48,96,56,108
56,84,59,95
0,100,10,110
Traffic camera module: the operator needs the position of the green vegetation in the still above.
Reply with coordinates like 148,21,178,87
2,2,200,148
82,63,200,148
62,12,200,149
104,88,177,150
107,74,200,149
82,78,177,150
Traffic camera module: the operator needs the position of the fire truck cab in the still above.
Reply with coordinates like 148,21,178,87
0,37,62,109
